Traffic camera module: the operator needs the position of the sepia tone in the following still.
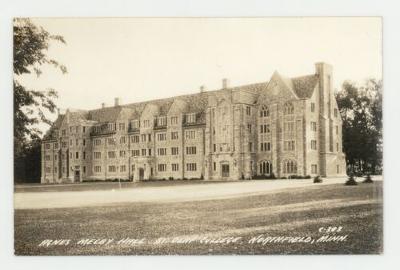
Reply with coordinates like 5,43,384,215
40,62,346,183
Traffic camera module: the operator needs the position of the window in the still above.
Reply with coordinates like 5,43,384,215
83,166,86,174
186,113,196,123
75,152,79,159
54,143,59,149
143,120,150,128
248,124,252,133
157,116,166,126
119,123,126,131
171,131,178,140
311,140,317,150
76,126,79,133
259,161,272,175
83,139,86,146
284,122,294,133
283,160,297,174
62,141,67,148
131,135,139,143
311,164,318,174
336,143,339,152
171,147,179,155
248,142,253,152
337,165,340,174
70,139,72,146
311,102,315,112
170,116,178,125
157,148,167,156
54,167,58,173
172,164,179,171
108,166,116,172
284,140,295,151
158,164,166,172
141,149,147,156
260,142,271,151
130,120,139,129
45,167,51,173
94,166,102,173
76,139,79,146
185,130,196,140
45,155,51,161
94,152,101,159
54,154,58,160
336,125,339,135
148,149,152,156
260,124,270,134
148,134,152,142
260,105,269,117
311,122,317,132
94,139,102,146
120,150,126,158
108,138,116,145
141,134,147,142
120,136,126,144
108,151,116,159
334,108,338,118
83,126,86,133
213,162,216,171
83,151,86,160
131,150,140,157
70,127,73,133
213,144,216,152
186,163,197,171
120,165,126,172
246,106,251,115
186,146,197,155
157,133,167,141
284,102,294,115
62,129,66,136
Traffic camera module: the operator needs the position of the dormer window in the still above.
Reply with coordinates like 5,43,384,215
157,116,167,126
186,113,196,123
170,116,178,125
130,120,139,129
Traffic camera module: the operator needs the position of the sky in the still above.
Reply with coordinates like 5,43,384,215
17,17,382,118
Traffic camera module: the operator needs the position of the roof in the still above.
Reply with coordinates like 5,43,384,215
291,74,319,98
88,106,124,123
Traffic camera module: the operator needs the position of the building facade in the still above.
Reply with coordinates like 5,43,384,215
41,62,346,183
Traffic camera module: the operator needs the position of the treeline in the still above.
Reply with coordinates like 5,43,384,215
335,79,383,175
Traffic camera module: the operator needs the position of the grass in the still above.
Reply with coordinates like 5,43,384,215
14,182,383,255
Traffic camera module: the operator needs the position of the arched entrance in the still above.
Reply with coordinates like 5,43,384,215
259,161,272,175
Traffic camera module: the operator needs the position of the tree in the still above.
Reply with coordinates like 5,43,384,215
14,18,67,182
335,79,382,174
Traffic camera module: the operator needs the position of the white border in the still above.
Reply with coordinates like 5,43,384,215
1,0,399,269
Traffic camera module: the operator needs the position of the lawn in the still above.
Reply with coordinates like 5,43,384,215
14,181,383,255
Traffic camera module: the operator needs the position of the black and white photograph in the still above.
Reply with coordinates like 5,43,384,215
11,17,384,256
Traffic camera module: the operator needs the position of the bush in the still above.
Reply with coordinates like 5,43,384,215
313,175,322,183
168,177,174,181
363,174,373,183
345,174,358,185
304,175,311,179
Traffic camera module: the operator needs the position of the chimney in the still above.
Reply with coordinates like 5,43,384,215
200,85,205,93
222,78,229,89
101,103,105,109
114,97,120,107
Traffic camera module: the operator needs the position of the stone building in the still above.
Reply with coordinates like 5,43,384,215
41,62,346,183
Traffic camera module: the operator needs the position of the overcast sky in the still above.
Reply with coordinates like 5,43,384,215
18,17,381,114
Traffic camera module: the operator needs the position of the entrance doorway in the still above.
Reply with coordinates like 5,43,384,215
221,164,230,178
139,168,145,181
74,170,80,182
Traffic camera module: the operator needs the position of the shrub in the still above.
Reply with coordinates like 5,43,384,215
363,174,373,183
313,175,322,183
345,174,358,185
304,175,311,179
168,176,174,181
281,176,287,179
200,174,204,180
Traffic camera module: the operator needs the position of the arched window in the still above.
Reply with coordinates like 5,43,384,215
284,102,294,115
259,105,270,117
283,160,297,174
259,161,273,175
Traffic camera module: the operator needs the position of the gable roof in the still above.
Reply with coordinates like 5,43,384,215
291,74,319,99
88,106,123,123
